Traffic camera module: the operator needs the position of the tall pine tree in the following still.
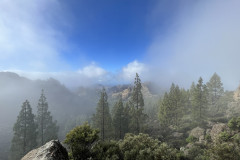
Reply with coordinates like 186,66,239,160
93,88,112,140
130,73,146,134
207,73,224,114
159,83,185,127
112,97,124,139
192,77,208,121
122,102,131,136
10,100,37,160
36,89,58,146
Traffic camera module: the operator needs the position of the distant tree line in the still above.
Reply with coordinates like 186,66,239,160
159,73,226,128
9,90,59,160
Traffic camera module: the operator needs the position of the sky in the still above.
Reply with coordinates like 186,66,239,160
0,0,240,90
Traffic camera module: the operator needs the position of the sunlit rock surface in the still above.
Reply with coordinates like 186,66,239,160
21,140,69,160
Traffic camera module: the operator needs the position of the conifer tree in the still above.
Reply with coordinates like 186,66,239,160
112,97,124,139
130,73,146,134
159,83,185,127
159,92,170,126
93,88,112,140
192,77,208,120
36,89,58,146
122,102,131,135
10,100,37,160
207,73,224,113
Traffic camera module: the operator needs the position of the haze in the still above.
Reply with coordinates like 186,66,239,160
1,0,240,159
0,0,239,89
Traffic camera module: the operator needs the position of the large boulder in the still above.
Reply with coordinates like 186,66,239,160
21,140,69,160
189,127,205,139
210,123,229,142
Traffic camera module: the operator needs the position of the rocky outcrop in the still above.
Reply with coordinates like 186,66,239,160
234,86,240,101
190,127,205,139
210,123,229,142
21,140,69,160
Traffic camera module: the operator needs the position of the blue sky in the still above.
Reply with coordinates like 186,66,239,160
1,0,240,89
57,0,181,71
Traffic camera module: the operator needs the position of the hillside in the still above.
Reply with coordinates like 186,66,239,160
0,72,161,159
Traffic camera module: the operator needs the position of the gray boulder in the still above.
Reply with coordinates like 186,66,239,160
189,127,205,139
210,123,229,142
21,140,69,160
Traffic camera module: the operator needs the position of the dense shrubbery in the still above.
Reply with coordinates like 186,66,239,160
64,124,184,160
63,73,240,160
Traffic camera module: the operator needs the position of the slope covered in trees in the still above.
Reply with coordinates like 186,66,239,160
5,71,240,159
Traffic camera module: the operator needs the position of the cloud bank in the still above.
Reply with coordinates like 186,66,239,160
0,0,69,71
147,0,240,90
11,60,147,88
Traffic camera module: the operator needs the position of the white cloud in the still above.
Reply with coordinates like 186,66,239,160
78,63,107,78
0,0,68,71
120,60,148,82
148,0,240,90
9,61,149,88
10,63,108,88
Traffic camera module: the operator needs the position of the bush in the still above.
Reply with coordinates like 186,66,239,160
119,133,182,160
228,117,240,131
186,135,197,143
218,131,231,142
187,145,205,160
208,142,240,160
91,140,123,160
64,122,99,160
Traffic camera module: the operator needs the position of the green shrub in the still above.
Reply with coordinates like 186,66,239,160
119,133,182,160
186,135,197,143
228,117,240,131
91,140,123,160
64,122,99,160
218,131,231,142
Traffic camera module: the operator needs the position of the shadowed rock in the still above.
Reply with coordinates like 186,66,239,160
21,140,69,160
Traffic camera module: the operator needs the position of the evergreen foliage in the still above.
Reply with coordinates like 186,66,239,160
112,97,125,139
10,100,37,160
36,89,58,146
228,117,240,131
91,140,123,160
119,133,182,160
130,73,146,134
207,73,224,114
93,88,112,140
122,102,131,135
191,77,208,121
159,83,185,127
64,122,99,160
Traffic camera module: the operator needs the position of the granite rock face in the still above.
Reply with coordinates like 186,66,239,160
21,140,69,160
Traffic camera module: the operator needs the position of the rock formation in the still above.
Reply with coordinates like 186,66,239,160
21,140,69,160
189,127,205,139
210,123,230,142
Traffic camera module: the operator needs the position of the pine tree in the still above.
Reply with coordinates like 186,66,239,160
112,97,124,139
36,89,58,146
10,100,37,160
122,102,131,136
93,88,112,140
159,83,185,127
130,73,146,134
159,92,170,126
192,77,208,120
207,73,224,113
